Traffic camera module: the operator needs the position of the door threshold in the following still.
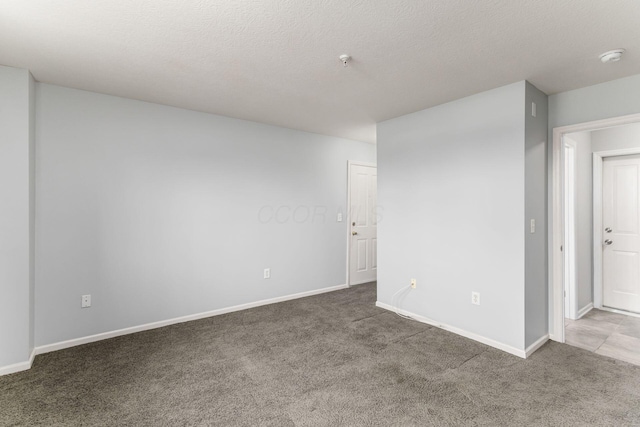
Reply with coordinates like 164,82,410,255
349,280,376,287
600,306,640,319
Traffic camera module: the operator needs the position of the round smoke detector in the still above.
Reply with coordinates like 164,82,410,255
600,49,625,63
339,54,351,67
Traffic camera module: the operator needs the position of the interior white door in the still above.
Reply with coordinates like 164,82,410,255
349,164,377,285
603,154,640,314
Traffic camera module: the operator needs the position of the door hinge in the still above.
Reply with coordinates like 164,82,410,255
560,245,563,252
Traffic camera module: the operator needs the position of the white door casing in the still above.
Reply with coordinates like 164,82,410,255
563,139,577,319
348,163,377,285
602,155,640,314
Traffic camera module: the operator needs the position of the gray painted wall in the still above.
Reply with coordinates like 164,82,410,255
377,82,527,351
564,131,593,314
548,72,640,333
524,82,548,348
35,83,375,347
29,72,36,353
592,122,640,152
0,66,35,368
549,74,640,131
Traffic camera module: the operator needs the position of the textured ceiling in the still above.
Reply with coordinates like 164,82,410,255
1,0,639,143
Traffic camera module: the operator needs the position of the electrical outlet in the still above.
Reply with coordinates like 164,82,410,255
81,294,91,308
410,278,417,289
264,268,271,279
530,219,536,234
337,212,343,222
471,292,480,305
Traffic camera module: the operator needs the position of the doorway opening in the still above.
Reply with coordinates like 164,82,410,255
551,114,640,365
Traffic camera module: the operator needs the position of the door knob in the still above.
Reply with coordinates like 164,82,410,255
352,231,358,235
604,239,613,245
605,227,612,233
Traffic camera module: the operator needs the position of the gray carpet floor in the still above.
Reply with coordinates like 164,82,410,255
2,283,640,426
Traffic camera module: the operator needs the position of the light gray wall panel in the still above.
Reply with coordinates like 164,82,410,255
592,122,640,152
35,83,375,346
377,82,526,351
524,82,548,347
0,66,34,368
564,131,594,313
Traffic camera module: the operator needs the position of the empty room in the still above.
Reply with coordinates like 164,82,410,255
1,1,640,425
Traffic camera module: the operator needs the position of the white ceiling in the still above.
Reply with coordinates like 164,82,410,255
1,1,639,143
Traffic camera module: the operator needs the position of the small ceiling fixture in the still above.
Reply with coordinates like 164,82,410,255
599,49,625,64
339,54,351,67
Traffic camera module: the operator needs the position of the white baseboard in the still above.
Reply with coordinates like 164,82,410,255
33,284,348,357
375,301,528,358
0,348,36,377
577,303,594,319
525,334,549,357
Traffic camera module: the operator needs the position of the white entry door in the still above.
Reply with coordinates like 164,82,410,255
349,163,377,285
603,154,640,314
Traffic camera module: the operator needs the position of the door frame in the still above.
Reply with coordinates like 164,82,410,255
563,137,577,319
550,112,640,343
346,161,377,287
593,148,640,310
